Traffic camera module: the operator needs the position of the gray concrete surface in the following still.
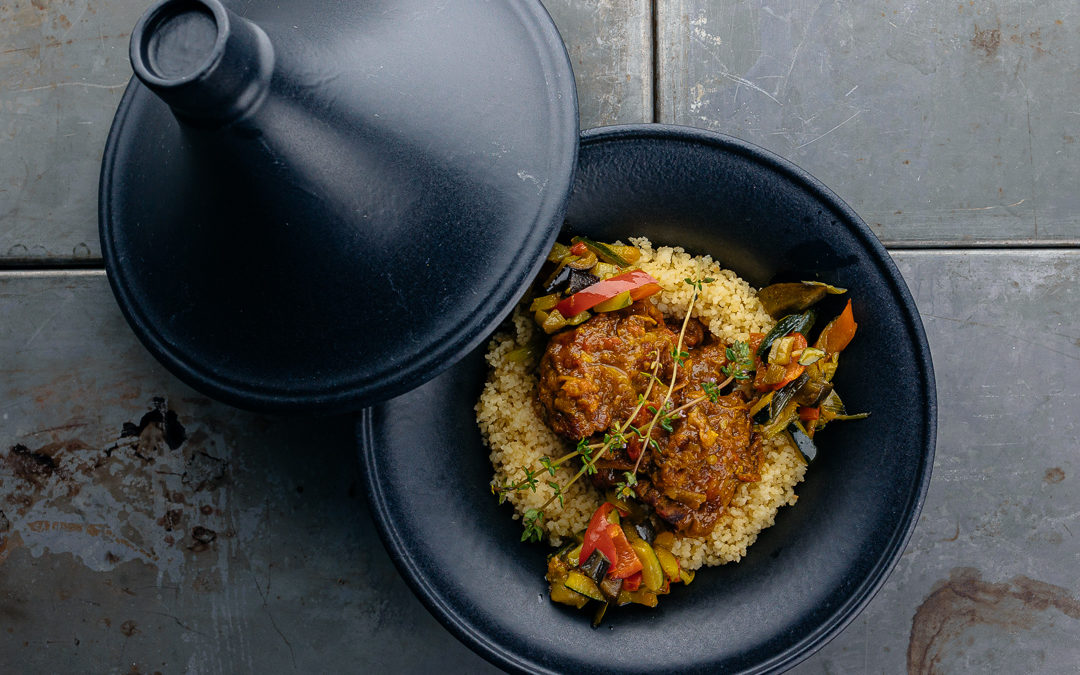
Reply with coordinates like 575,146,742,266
2,0,1079,673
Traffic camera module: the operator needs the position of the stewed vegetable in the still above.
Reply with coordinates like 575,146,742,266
493,239,868,623
546,500,691,626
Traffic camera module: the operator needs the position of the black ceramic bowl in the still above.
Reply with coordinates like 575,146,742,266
359,125,936,674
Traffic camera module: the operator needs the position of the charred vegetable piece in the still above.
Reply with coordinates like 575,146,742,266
770,373,809,419
749,391,773,419
621,572,643,592
555,270,663,318
632,521,655,544
790,425,818,462
592,602,610,627
757,283,827,318
543,265,599,296
757,310,815,360
578,549,611,586
761,399,799,438
599,575,624,602
793,377,833,408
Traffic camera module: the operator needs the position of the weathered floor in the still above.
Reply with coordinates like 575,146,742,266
2,1,1079,673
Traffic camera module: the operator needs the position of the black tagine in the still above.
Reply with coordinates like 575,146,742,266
100,0,578,413
360,125,937,674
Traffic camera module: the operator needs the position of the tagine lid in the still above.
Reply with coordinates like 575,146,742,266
99,0,578,413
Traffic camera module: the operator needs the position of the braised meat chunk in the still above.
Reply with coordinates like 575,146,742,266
537,301,676,440
634,393,763,536
536,301,764,537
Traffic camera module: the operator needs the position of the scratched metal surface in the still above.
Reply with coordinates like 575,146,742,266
0,0,652,263
792,250,1080,674
657,0,1080,244
0,270,501,674
2,253,1078,673
3,0,1080,673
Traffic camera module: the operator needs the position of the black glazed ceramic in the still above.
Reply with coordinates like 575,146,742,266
100,0,578,413
360,125,937,674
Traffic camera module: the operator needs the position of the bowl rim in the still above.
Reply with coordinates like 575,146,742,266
360,122,937,674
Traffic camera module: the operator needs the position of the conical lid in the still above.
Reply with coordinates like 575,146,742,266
100,0,578,413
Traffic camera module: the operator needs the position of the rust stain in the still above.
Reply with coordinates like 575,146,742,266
120,620,138,637
157,509,183,532
187,526,217,553
4,444,59,487
971,24,1002,57
908,567,1080,674
0,531,21,564
1044,467,1065,483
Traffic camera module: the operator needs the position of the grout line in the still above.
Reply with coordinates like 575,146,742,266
2,240,1080,277
882,240,1080,250
0,268,106,278
0,260,105,271
650,0,659,123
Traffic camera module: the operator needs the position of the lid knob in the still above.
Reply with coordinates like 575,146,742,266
130,0,273,125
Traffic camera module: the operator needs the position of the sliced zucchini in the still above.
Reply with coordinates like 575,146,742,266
564,570,605,602
654,546,681,583
592,290,633,313
629,540,665,592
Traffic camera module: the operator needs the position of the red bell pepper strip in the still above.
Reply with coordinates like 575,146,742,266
621,571,643,592
798,406,820,421
555,270,662,318
816,299,857,354
606,524,643,579
579,503,617,568
569,241,589,256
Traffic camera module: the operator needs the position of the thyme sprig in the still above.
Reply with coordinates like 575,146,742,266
629,277,711,474
722,340,753,381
